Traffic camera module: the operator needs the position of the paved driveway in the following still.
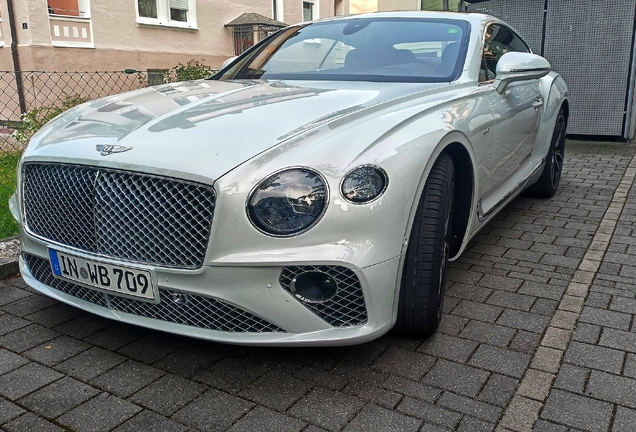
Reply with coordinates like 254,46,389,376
1,141,635,432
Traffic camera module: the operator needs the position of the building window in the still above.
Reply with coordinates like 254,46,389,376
421,0,462,11
233,26,254,56
136,0,197,28
48,0,91,18
148,69,168,85
272,0,284,22
138,0,157,18
231,24,282,56
303,1,318,21
334,0,344,16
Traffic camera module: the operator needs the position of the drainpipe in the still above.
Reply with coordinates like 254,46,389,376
6,0,27,115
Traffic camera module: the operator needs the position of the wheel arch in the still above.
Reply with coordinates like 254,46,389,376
399,131,478,263
561,99,570,119
441,142,474,258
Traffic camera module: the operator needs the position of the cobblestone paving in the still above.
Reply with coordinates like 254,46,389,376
0,141,635,432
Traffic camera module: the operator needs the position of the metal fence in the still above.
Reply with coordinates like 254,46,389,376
467,0,636,137
0,70,154,238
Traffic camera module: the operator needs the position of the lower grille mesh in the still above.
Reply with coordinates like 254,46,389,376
279,265,367,327
25,253,108,307
24,254,283,333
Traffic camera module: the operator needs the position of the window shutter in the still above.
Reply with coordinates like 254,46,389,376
170,0,189,11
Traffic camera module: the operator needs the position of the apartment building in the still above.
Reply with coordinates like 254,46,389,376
0,1,350,72
351,0,464,12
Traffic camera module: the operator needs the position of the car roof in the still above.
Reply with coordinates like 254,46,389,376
314,11,494,27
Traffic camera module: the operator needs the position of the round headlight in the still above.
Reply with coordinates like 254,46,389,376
341,165,388,203
247,168,328,236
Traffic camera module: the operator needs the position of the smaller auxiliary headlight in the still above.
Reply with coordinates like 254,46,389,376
341,165,388,203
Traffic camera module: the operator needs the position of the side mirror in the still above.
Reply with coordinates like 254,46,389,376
494,52,551,94
221,56,238,70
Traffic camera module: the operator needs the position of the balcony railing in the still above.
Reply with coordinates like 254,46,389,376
49,15,93,48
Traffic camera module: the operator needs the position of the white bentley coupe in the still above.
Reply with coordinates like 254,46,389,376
12,12,568,345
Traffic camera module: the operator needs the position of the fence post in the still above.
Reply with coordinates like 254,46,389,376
7,0,27,115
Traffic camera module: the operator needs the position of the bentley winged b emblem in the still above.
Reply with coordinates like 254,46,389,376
96,144,133,156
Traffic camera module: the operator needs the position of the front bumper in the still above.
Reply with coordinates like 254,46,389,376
19,234,402,346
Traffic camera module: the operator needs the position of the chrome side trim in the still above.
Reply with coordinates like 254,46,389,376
509,67,551,73
477,157,545,223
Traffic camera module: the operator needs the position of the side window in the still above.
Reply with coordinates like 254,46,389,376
480,24,531,82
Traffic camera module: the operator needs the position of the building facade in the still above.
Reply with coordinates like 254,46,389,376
351,0,465,12
0,0,348,72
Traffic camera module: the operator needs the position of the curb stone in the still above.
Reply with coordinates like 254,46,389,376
0,236,20,280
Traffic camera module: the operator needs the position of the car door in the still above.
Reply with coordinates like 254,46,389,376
479,24,543,213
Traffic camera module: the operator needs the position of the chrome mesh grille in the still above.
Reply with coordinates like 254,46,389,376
279,266,367,327
24,254,283,333
108,290,282,333
24,253,107,307
23,163,215,269
23,164,97,251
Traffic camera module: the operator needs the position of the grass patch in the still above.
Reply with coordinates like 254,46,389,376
0,152,20,239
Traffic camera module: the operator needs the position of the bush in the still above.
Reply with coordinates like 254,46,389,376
10,93,88,144
172,59,216,81
136,59,217,86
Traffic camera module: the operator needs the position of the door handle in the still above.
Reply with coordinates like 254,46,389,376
533,98,544,110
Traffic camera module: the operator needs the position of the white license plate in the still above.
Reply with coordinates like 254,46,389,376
48,249,155,300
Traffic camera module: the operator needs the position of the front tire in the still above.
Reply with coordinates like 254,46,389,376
525,108,567,198
395,153,454,337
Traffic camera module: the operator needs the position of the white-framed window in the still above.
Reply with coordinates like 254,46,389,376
48,0,91,18
272,0,284,22
136,0,197,29
302,1,318,21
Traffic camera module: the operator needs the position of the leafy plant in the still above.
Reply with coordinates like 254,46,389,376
0,152,20,238
135,59,218,87
171,59,216,81
10,93,88,144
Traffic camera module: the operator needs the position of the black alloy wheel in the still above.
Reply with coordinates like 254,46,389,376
395,153,455,337
525,108,567,198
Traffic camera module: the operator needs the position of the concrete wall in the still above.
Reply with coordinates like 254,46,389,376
377,0,419,11
350,0,377,13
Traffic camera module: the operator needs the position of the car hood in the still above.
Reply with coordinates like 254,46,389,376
26,79,447,182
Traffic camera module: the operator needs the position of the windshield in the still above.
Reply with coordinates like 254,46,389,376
217,18,470,83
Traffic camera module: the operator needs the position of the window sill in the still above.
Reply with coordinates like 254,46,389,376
48,14,91,21
52,41,95,48
136,22,198,32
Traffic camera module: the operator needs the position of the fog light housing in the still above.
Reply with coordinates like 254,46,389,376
290,271,338,303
